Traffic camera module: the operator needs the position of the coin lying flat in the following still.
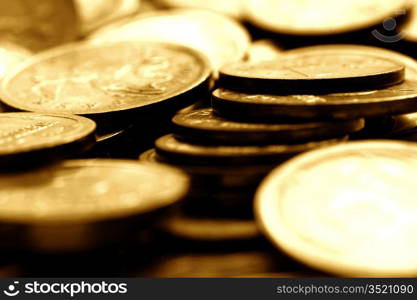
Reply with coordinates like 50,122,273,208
0,0,79,52
219,53,404,94
0,42,210,116
156,0,244,18
213,81,417,120
89,9,250,69
245,0,410,36
172,108,364,144
0,159,188,251
0,113,96,169
140,149,273,189
285,44,417,80
256,141,417,277
155,134,347,165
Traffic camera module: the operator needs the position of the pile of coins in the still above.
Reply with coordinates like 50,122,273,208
2,0,417,277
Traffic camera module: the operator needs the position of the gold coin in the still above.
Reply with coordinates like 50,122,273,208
256,140,417,277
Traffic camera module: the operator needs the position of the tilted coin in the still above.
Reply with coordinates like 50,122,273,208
155,134,347,165
245,0,410,36
0,42,211,117
0,159,189,252
245,39,284,63
88,9,251,69
285,44,417,80
0,113,96,169
0,0,79,52
172,108,364,144
76,0,140,36
402,0,417,43
0,42,32,82
212,81,417,120
256,141,417,277
219,53,404,94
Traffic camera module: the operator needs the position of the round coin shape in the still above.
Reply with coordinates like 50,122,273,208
256,140,417,277
155,134,347,165
219,53,404,94
212,81,417,120
0,113,96,169
89,9,250,69
245,0,410,36
0,42,211,116
0,0,79,52
172,108,364,144
0,159,189,251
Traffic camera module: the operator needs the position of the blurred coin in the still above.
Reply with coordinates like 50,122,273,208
140,149,273,189
0,159,189,252
0,42,32,83
219,53,404,94
0,0,79,52
213,81,417,120
256,140,417,277
0,42,210,117
89,9,251,69
75,0,140,36
172,108,364,145
155,134,347,165
401,0,417,42
156,0,244,19
285,44,417,80
245,40,284,63
0,113,96,169
160,214,260,242
245,0,410,36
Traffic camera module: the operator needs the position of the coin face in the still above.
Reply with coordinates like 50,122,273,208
219,53,404,94
89,9,251,69
256,141,417,277
0,42,32,82
285,44,417,80
0,0,79,52
1,42,210,115
155,134,347,165
245,0,410,35
172,108,364,144
0,113,96,168
212,81,417,120
0,160,188,223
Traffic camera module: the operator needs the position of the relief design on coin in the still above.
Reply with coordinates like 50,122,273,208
1,42,210,115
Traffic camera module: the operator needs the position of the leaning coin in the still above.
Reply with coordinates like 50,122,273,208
256,140,417,277
0,113,96,169
285,44,417,80
88,9,251,69
219,53,404,94
0,0,79,52
0,159,189,252
212,81,417,120
0,42,211,118
245,0,410,36
172,107,364,144
155,134,347,165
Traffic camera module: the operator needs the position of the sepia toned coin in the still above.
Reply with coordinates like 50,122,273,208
245,39,284,63
75,0,140,36
0,0,79,52
0,113,96,169
212,81,417,120
0,42,32,82
172,108,364,144
245,0,410,36
219,53,404,94
89,9,251,69
256,140,417,277
0,42,211,116
155,134,347,165
156,0,245,19
285,44,417,80
0,159,189,251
